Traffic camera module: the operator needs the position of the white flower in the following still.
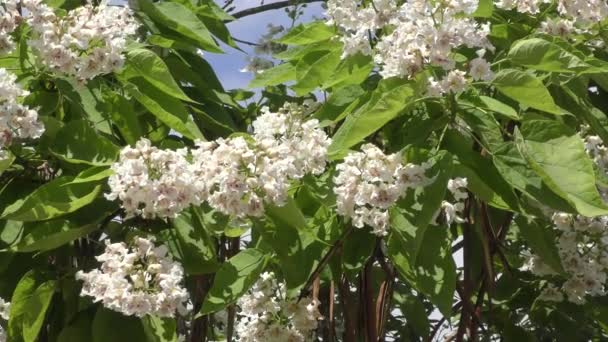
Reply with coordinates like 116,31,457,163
0,68,44,160
0,298,9,321
469,50,494,82
436,178,468,226
23,0,138,80
0,0,20,56
76,236,190,318
495,0,549,14
334,143,429,236
106,138,200,219
328,0,493,79
236,272,322,342
190,102,331,219
541,18,576,37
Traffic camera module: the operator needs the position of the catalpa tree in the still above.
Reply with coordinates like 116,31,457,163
0,0,608,341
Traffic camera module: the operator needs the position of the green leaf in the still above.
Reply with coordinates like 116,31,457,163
460,95,519,120
492,142,574,212
516,120,608,216
122,48,193,103
515,216,564,274
389,151,453,269
341,227,376,278
248,63,296,88
329,79,416,157
200,248,267,315
50,120,119,166
473,0,493,17
276,21,335,45
104,92,144,145
139,0,222,53
395,293,429,338
92,308,147,342
163,209,219,275
142,316,178,342
293,50,342,95
9,222,96,253
22,280,56,342
1,176,103,222
8,271,44,340
124,78,204,140
322,53,373,89
266,197,308,231
57,314,92,342
389,223,455,317
493,69,563,115
508,38,603,74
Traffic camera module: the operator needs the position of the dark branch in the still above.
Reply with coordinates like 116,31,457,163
229,0,325,20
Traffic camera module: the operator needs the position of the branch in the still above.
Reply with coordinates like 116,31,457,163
230,0,325,20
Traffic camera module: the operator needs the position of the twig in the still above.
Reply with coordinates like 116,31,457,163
229,0,325,20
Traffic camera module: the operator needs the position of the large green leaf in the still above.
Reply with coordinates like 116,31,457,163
248,62,296,88
515,216,564,274
0,176,103,222
329,79,416,157
138,0,222,53
163,209,219,275
142,316,178,342
92,308,147,342
492,142,574,212
50,120,119,166
389,151,453,269
321,53,373,89
22,280,56,342
7,198,115,253
508,38,600,74
8,271,45,341
276,21,335,45
493,69,563,115
124,78,204,140
200,248,267,315
516,120,608,216
293,50,342,95
121,48,193,102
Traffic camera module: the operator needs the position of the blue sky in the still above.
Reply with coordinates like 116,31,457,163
206,0,324,90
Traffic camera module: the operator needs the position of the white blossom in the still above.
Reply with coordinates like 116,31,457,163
327,0,493,79
334,143,429,236
191,102,331,219
0,68,44,161
236,272,322,342
106,138,201,219
469,50,495,82
540,18,576,37
0,0,20,56
23,0,138,81
557,0,608,25
76,236,191,318
495,0,549,14
436,178,468,226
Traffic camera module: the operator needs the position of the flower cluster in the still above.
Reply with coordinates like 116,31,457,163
23,0,138,80
108,103,331,219
0,297,9,342
236,272,322,342
499,0,608,26
105,139,200,219
534,213,608,304
333,143,429,236
76,236,191,317
495,0,549,13
0,0,20,56
0,68,44,161
528,134,608,304
326,0,493,79
437,178,469,227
